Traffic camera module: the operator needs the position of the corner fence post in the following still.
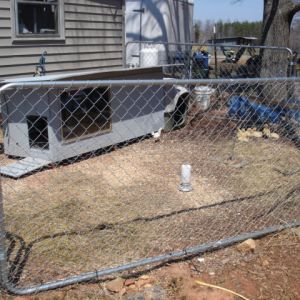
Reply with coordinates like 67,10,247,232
0,174,9,291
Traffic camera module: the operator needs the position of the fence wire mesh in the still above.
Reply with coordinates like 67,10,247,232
0,77,299,292
125,42,296,79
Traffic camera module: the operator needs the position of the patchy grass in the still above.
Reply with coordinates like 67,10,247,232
1,112,300,287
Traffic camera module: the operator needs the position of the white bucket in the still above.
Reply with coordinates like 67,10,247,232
192,86,215,111
140,47,159,67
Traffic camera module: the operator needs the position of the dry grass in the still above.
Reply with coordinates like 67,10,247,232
1,112,300,287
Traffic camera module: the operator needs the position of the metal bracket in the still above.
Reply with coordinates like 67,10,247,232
133,8,145,13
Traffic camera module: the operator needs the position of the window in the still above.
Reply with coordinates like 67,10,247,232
14,0,63,38
60,88,112,141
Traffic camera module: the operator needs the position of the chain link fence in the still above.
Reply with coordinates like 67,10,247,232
125,42,296,79
0,77,299,294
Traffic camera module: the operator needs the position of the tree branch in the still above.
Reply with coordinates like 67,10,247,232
261,0,280,45
290,1,300,16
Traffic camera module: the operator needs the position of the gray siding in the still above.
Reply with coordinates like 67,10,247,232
0,0,124,79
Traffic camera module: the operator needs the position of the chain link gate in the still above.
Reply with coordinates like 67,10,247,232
0,77,299,295
125,42,296,79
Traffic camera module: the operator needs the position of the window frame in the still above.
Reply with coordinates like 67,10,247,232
60,87,112,143
11,0,65,42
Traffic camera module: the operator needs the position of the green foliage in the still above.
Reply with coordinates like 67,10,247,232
193,19,262,42
215,20,262,39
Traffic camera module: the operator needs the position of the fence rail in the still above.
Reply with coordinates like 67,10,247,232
0,77,300,294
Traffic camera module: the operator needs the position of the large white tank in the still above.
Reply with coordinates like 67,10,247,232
140,46,159,67
125,0,194,67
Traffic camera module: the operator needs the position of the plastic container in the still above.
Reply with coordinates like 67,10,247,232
193,52,209,69
192,86,215,111
192,51,209,78
140,47,159,67
179,164,192,192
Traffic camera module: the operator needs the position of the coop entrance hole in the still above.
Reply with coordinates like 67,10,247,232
27,115,49,149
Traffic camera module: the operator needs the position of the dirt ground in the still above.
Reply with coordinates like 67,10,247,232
0,102,299,292
1,228,299,300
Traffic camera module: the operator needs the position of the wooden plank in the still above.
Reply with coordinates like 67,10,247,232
0,158,52,178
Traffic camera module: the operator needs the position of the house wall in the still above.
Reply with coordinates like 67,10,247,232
125,0,194,66
0,0,124,80
125,0,194,44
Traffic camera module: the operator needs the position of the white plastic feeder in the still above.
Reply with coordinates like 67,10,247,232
179,164,192,192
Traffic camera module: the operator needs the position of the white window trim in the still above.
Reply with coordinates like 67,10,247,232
11,0,65,42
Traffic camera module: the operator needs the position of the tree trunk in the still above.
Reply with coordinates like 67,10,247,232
260,0,295,77
260,0,300,102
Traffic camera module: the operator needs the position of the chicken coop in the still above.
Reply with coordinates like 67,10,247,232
0,67,171,177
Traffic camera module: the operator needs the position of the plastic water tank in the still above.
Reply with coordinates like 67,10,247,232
140,47,159,67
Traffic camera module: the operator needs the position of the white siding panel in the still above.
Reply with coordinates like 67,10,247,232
0,51,122,66
0,44,122,57
64,4,123,16
65,21,122,30
0,8,10,21
0,28,10,37
0,0,124,79
0,19,10,28
0,0,10,9
1,59,123,78
65,12,123,23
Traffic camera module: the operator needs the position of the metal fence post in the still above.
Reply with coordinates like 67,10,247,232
0,174,9,291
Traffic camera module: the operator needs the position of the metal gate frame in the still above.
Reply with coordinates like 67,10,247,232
124,42,296,77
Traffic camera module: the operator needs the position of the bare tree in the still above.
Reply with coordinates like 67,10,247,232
234,0,300,76
290,14,300,52
233,0,300,103
260,0,300,78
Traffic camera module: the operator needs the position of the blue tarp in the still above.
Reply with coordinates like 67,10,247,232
286,110,300,123
228,96,284,124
